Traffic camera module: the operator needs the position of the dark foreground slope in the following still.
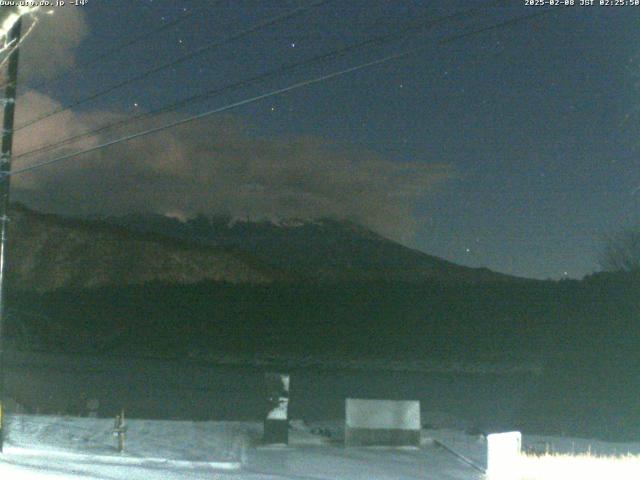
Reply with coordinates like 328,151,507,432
5,272,640,441
7,273,638,363
7,279,554,359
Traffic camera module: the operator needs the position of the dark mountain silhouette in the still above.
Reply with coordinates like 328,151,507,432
101,212,524,283
6,204,280,292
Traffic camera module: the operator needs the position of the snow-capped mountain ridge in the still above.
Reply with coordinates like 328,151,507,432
103,211,522,283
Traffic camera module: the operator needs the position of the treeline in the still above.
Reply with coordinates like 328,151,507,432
6,272,640,364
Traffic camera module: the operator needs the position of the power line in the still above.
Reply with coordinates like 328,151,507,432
26,4,200,90
14,1,501,161
8,8,557,178
13,0,330,133
14,54,410,176
20,4,202,94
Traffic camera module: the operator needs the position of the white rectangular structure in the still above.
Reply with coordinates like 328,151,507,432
345,399,420,447
486,431,522,479
263,373,289,444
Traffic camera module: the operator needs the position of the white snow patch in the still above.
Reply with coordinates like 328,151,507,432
266,398,288,420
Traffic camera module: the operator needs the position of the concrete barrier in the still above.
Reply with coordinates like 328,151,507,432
345,399,420,447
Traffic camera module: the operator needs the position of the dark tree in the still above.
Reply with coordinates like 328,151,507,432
600,228,640,272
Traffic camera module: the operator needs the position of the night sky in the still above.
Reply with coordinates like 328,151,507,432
8,1,640,280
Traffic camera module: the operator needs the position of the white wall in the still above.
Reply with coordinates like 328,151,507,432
345,399,420,430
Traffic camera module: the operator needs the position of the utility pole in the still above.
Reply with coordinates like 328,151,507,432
0,17,22,453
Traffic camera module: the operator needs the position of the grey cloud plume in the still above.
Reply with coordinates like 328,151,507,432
12,90,452,242
18,7,88,81
12,91,452,242
4,8,451,243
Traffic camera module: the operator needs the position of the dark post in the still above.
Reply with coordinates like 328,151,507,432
0,17,22,453
113,408,127,453
263,372,289,445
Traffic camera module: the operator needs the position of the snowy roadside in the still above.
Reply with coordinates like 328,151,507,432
5,415,245,464
1,414,639,479
0,414,482,479
2,414,244,479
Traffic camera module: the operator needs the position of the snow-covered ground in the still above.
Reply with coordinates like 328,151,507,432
2,414,640,480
